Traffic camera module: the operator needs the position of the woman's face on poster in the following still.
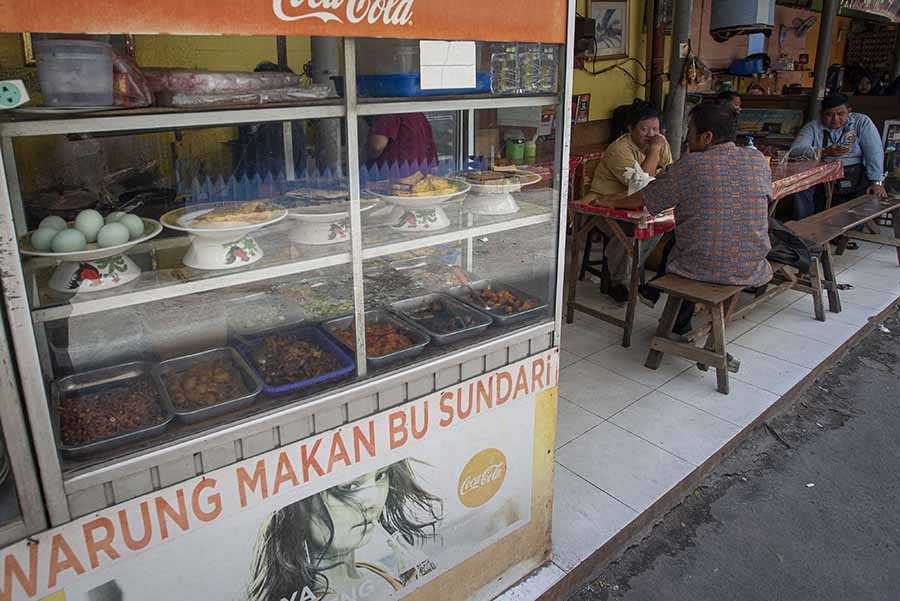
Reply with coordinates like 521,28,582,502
308,467,392,555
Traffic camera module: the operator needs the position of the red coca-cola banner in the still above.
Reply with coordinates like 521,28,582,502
0,0,568,43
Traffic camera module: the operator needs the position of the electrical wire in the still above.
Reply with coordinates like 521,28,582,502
582,55,648,87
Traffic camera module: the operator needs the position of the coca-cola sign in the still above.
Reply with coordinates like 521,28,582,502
273,0,415,25
458,448,508,508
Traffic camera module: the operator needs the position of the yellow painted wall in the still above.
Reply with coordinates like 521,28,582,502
574,0,648,121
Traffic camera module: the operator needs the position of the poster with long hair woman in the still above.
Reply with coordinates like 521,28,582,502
248,460,443,601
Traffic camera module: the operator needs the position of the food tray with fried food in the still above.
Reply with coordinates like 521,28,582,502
389,293,492,346
323,309,431,369
369,172,470,203
234,324,355,397
51,362,175,458
449,280,548,326
160,347,263,424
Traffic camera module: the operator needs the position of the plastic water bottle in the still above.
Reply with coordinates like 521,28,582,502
746,134,756,150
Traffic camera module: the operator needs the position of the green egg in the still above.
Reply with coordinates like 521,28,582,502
96,223,130,248
74,210,104,243
106,211,127,223
51,229,87,253
38,216,67,231
30,228,58,251
119,214,145,240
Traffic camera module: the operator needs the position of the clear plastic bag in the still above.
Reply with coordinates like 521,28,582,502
143,69,304,95
517,43,541,94
490,44,519,95
155,85,333,108
112,50,153,108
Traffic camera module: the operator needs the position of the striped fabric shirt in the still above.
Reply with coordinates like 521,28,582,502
642,142,773,287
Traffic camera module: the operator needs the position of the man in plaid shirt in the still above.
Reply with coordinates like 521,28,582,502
590,102,772,336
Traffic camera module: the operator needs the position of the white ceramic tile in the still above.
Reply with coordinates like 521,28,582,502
764,306,862,346
864,244,900,264
556,422,694,513
834,266,900,295
660,368,779,427
732,324,836,369
830,251,866,274
729,344,811,396
822,300,884,327
831,284,899,311
560,318,621,358
494,562,565,601
739,298,797,323
609,391,741,465
551,465,638,571
556,397,605,448
724,317,760,342
848,256,900,276
558,350,581,369
559,361,653,419
586,332,693,388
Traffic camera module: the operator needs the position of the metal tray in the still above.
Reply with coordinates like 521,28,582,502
389,293,492,346
51,361,175,459
449,280,549,326
323,309,431,370
159,347,263,424
233,324,356,397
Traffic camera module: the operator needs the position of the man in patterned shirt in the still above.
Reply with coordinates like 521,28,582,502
589,102,772,335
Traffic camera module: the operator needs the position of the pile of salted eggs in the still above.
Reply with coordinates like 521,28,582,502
30,210,145,253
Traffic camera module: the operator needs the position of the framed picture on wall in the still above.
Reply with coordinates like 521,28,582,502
590,1,629,59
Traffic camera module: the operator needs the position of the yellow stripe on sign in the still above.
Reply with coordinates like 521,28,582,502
40,591,66,601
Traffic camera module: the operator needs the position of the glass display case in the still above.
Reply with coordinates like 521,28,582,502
0,30,570,530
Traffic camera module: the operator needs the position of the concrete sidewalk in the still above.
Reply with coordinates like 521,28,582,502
571,310,900,601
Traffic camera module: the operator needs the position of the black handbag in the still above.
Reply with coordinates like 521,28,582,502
767,218,816,274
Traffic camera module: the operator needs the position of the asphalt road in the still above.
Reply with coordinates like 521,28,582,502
571,311,900,601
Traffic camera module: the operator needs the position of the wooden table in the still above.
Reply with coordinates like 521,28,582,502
565,204,675,347
564,160,850,348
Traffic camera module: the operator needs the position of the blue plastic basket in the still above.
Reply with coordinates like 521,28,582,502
234,324,355,397
333,72,491,98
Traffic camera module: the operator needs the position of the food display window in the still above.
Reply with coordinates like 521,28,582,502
0,24,571,540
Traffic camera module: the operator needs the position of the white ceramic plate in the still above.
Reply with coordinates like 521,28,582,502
464,170,542,195
160,202,288,236
369,180,471,208
19,218,163,262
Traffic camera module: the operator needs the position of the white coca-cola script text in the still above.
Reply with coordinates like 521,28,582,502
273,0,414,25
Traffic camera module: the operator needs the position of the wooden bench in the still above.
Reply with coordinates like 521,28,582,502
645,275,745,395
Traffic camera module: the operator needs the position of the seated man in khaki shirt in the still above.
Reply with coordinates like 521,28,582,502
584,104,673,302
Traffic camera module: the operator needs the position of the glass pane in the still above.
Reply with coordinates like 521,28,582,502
9,112,354,469
354,105,561,377
0,427,21,527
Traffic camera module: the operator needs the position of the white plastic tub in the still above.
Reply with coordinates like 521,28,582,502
34,39,113,106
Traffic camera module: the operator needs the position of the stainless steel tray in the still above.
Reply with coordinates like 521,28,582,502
389,293,492,346
51,361,175,459
323,309,431,370
448,280,548,326
159,347,263,424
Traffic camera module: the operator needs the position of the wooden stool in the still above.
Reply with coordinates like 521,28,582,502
644,275,744,395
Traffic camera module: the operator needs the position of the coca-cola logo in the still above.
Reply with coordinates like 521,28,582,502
458,448,508,508
273,0,415,25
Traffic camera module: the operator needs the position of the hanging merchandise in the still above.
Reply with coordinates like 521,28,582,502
683,41,711,86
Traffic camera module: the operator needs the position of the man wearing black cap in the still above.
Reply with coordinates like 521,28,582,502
788,93,886,220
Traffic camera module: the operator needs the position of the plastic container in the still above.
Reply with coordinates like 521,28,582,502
449,280,548,326
234,324,355,397
51,362,175,459
506,139,525,163
390,293,492,345
323,310,431,370
34,40,113,106
159,347,263,424
333,73,491,98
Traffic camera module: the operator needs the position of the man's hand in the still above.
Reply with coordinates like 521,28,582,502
822,144,850,158
649,134,667,152
867,183,887,199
